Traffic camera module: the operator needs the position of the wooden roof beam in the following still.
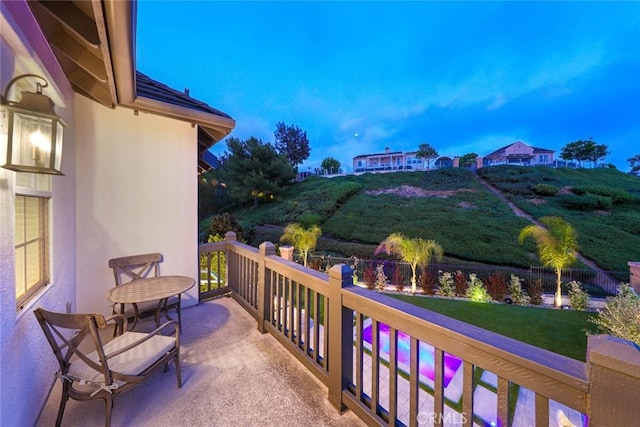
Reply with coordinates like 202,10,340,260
37,0,100,48
68,68,114,107
50,32,107,82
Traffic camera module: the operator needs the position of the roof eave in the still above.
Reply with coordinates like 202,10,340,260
128,96,235,141
103,0,136,106
103,0,234,143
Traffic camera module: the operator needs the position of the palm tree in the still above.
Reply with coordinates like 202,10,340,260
376,233,444,294
280,223,321,267
519,216,578,307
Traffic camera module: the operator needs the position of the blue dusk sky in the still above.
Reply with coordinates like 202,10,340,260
136,1,640,172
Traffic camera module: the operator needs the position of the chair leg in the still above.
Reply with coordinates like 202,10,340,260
175,352,182,388
104,397,114,427
55,381,70,427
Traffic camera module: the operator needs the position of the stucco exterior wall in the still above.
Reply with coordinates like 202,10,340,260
0,1,76,425
74,94,199,314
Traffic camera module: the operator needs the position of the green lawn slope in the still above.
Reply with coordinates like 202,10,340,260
210,166,640,273
478,166,640,271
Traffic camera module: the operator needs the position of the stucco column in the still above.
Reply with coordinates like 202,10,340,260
279,245,294,261
475,156,483,170
629,261,640,294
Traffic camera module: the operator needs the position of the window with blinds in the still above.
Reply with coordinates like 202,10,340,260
15,194,50,311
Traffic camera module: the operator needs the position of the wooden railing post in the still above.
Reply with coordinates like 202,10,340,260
629,261,640,294
587,335,640,425
327,263,353,411
257,241,275,333
224,232,237,293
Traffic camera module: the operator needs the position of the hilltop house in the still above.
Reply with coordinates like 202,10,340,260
0,1,234,424
352,147,453,173
480,141,555,167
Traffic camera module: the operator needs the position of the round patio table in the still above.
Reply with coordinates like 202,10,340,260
106,275,195,330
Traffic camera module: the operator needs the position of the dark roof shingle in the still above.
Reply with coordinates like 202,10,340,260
136,71,232,119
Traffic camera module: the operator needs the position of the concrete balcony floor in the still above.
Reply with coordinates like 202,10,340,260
36,297,365,426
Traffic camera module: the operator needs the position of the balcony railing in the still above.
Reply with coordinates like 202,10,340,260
199,232,640,426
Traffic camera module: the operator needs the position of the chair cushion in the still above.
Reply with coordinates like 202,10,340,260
69,332,176,383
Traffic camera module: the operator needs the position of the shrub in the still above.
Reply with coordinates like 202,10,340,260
528,279,544,305
308,257,322,272
533,183,559,196
437,271,456,298
568,281,590,311
393,268,405,292
206,212,244,242
419,269,437,295
485,271,509,301
589,284,640,346
561,192,613,210
559,194,600,210
298,213,322,228
573,185,634,204
466,274,491,302
363,264,375,290
508,274,530,306
375,264,387,291
454,270,468,297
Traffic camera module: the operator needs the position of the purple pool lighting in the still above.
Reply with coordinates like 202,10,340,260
362,322,462,388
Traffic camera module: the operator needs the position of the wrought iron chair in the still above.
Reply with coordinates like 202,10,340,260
34,307,181,427
108,253,181,332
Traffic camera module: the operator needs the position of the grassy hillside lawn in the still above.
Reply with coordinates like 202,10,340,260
478,166,640,271
226,167,640,273
391,294,596,361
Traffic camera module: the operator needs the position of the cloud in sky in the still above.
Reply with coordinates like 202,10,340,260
137,1,640,172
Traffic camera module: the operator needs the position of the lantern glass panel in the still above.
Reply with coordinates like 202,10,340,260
54,121,63,170
11,112,54,169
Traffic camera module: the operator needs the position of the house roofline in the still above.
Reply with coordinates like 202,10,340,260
104,0,234,141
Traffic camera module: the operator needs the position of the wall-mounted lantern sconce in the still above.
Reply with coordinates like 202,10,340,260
1,74,65,175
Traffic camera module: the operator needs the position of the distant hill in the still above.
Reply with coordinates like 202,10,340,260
216,166,640,273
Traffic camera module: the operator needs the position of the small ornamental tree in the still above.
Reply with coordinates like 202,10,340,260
415,143,439,170
375,264,387,291
363,264,376,289
393,268,404,292
508,274,530,306
206,212,243,242
466,274,491,302
321,157,341,174
375,233,444,294
519,216,578,307
280,223,321,267
568,281,590,311
459,152,478,168
528,279,544,305
419,269,437,295
486,271,509,301
453,270,467,296
437,271,456,298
